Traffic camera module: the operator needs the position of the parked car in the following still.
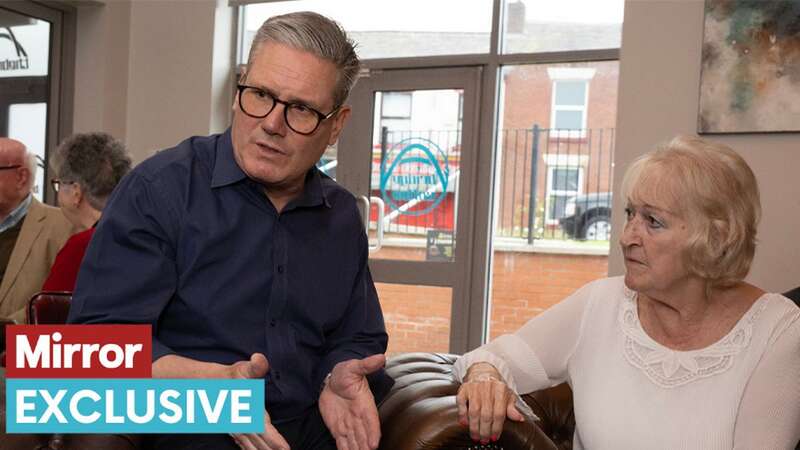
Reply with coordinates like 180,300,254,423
559,192,612,241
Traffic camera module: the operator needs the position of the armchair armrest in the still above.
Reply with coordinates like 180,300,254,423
379,352,569,450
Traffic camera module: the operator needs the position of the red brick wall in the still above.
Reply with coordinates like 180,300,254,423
488,251,608,339
372,247,608,354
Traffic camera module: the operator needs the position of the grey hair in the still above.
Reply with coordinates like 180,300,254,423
244,11,361,107
52,132,131,211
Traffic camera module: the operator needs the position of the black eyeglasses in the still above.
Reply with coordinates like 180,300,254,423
50,179,75,193
236,84,340,135
0,165,21,171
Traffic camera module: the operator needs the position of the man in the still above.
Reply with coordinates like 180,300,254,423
68,11,391,450
0,138,72,323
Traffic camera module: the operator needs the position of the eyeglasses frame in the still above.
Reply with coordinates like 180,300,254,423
50,178,76,193
236,84,340,135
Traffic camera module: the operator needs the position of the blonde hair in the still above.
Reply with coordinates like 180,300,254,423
621,135,760,287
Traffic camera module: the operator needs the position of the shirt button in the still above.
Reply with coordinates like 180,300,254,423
277,265,284,274
275,371,281,380
269,319,276,327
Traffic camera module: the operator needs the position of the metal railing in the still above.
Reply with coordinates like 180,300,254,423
495,126,615,242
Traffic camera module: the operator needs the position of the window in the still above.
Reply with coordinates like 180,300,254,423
7,103,46,200
501,0,624,54
545,166,583,224
379,92,412,132
548,68,595,137
239,0,493,61
235,0,623,352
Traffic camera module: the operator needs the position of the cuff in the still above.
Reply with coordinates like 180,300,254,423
151,338,176,362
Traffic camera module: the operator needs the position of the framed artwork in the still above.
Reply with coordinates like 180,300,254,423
698,0,800,134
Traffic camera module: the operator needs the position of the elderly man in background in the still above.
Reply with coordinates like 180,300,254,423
69,11,390,450
0,137,72,323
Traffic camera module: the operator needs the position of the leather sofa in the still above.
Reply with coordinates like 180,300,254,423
0,352,574,450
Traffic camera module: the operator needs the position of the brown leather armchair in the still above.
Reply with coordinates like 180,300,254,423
0,353,575,450
378,352,573,449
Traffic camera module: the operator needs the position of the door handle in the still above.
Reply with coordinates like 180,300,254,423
370,196,385,252
357,195,385,253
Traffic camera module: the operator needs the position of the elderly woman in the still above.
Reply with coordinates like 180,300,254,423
41,132,131,291
454,136,800,449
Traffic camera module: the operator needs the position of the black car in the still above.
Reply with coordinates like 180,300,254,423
559,192,612,240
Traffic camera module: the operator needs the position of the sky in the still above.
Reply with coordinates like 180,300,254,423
245,0,625,33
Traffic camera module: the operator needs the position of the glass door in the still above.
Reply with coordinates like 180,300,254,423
0,2,65,204
338,67,481,355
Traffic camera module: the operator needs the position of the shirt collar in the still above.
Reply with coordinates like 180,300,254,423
211,128,248,188
0,193,32,233
211,128,331,209
287,166,331,210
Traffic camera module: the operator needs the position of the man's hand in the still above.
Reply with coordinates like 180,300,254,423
455,362,524,445
229,353,291,450
319,354,385,450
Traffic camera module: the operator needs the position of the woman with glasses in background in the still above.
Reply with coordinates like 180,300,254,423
42,132,131,291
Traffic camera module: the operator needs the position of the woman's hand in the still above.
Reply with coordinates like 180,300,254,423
455,362,525,444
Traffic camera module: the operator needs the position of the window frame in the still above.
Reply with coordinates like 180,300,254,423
233,0,621,354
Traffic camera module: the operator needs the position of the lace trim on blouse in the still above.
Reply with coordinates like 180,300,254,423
619,286,767,388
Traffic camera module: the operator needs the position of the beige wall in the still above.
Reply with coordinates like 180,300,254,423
610,0,800,292
71,0,234,164
71,1,131,141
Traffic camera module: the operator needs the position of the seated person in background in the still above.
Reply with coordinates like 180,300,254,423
42,132,131,291
0,138,72,323
454,136,800,449
68,11,390,450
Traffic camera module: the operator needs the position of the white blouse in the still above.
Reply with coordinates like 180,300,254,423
453,276,800,449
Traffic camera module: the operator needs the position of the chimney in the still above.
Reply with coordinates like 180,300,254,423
506,1,526,34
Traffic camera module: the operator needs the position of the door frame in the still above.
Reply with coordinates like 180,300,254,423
338,66,483,353
0,0,76,205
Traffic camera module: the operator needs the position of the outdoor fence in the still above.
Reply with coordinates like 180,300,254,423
495,126,616,242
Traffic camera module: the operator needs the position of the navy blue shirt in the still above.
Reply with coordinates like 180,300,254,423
68,129,389,421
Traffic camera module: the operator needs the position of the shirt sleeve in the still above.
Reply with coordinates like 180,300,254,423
67,172,180,361
453,280,596,395
733,309,800,449
313,222,392,401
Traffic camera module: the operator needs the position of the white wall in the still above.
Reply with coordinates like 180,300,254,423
610,0,800,292
71,0,234,164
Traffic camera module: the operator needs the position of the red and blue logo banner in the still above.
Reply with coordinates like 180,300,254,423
4,325,264,433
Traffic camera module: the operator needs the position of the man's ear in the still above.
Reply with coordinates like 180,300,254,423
16,167,30,191
328,106,351,146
